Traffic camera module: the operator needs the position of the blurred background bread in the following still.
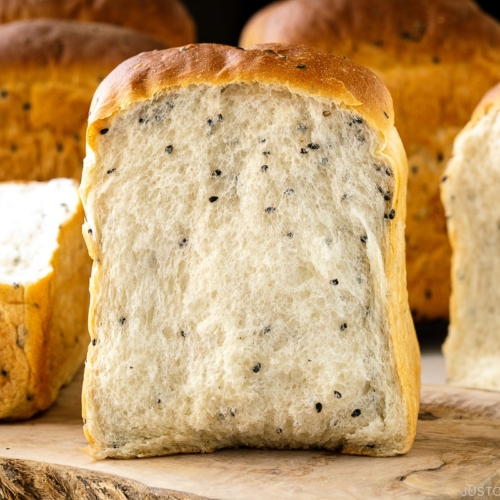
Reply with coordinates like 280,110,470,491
237,0,500,322
0,0,195,47
441,82,500,391
0,19,169,182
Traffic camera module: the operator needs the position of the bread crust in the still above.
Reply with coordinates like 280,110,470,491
0,19,168,181
239,0,500,320
0,0,195,47
82,43,420,458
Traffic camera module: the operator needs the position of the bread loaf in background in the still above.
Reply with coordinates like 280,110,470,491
441,83,500,391
0,179,91,420
240,0,500,321
0,0,195,47
0,19,168,182
80,43,420,459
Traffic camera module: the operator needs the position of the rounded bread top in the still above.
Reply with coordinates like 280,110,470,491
0,0,195,47
239,0,500,63
87,43,395,146
0,18,169,71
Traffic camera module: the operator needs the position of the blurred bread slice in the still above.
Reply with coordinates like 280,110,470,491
441,82,500,391
0,178,90,419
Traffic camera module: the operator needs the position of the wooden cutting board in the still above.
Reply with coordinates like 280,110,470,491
1,369,500,500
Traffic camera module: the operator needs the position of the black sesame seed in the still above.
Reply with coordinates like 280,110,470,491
330,279,339,286
260,165,268,172
441,176,448,183
308,143,320,149
263,151,271,156
360,235,368,243
334,391,342,398
100,128,109,135
383,111,389,119
296,64,307,69
209,196,219,203
91,339,96,346
1,370,8,377
139,118,145,123
179,238,188,247
276,428,283,434
389,209,396,220
212,169,222,177
286,232,294,238
341,194,349,201
411,165,419,174
323,111,331,117
119,317,126,325
351,409,361,417
0,90,8,98
253,363,261,373
26,395,33,401
106,168,116,174
284,188,294,195
385,168,392,176
300,148,309,154
263,325,272,333
340,323,348,331
217,114,223,122
157,399,161,403
180,330,187,338
22,102,31,111
165,145,173,154
230,409,236,417
316,402,323,413
265,207,276,213
87,228,93,235
297,124,308,131
437,152,444,162
207,118,213,126
384,192,391,201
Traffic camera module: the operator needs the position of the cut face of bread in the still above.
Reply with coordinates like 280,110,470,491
441,84,500,391
81,44,420,459
0,179,91,419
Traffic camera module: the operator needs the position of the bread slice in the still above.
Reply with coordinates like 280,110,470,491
0,178,91,419
0,0,195,48
441,83,500,390
0,19,167,182
239,0,500,320
80,43,420,459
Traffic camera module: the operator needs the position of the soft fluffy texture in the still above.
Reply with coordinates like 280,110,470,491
0,179,91,420
441,83,500,391
0,19,167,182
0,0,195,47
239,0,500,320
81,43,420,459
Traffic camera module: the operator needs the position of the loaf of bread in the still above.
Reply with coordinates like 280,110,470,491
80,43,420,459
240,0,500,320
0,19,168,182
0,0,195,47
441,83,500,391
0,179,91,419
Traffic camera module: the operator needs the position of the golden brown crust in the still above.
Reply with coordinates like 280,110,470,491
87,43,394,149
0,19,168,182
239,0,500,320
0,0,195,47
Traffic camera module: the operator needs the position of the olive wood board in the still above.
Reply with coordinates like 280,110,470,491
1,369,500,500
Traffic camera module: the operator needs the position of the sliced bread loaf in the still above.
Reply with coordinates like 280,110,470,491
240,0,500,320
80,43,420,458
0,178,91,419
441,83,500,390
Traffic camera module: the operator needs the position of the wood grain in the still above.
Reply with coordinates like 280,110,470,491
1,371,500,499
